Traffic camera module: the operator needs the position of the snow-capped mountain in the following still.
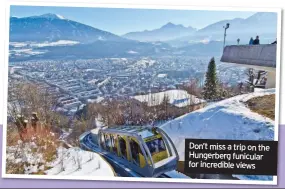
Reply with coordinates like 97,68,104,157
8,12,278,61
122,22,197,42
9,13,176,61
29,13,66,20
10,13,124,43
169,12,278,46
197,12,277,36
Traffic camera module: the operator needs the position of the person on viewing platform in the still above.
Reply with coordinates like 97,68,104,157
253,36,260,45
249,37,254,45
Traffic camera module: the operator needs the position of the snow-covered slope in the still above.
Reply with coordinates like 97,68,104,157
133,89,205,107
46,147,115,176
160,89,275,161
6,140,46,174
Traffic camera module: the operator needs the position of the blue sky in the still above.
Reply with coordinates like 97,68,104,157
10,5,256,35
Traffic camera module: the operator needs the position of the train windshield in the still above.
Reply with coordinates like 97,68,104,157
145,137,166,155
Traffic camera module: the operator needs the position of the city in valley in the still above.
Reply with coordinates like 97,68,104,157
8,57,247,116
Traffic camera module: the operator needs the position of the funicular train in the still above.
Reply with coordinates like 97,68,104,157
95,126,179,177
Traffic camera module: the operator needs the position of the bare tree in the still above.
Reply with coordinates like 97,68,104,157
245,68,255,92
76,151,82,170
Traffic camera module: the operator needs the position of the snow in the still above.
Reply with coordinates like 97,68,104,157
87,79,98,84
160,89,275,162
30,40,79,47
59,129,72,140
133,89,205,107
98,77,111,87
34,13,65,20
10,40,79,48
55,14,65,20
254,88,266,92
46,147,115,177
132,59,156,68
127,50,139,54
6,141,45,174
88,97,105,104
159,89,275,180
91,128,101,135
9,40,79,57
157,73,167,78
10,48,46,55
95,115,105,128
10,42,27,48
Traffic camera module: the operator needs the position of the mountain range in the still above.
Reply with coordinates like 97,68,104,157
9,12,278,61
122,22,197,42
167,12,277,46
10,13,123,43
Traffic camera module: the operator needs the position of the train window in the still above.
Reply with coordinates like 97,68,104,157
105,134,111,151
118,136,127,159
142,144,152,166
100,133,106,149
146,137,166,155
129,138,141,166
110,135,117,153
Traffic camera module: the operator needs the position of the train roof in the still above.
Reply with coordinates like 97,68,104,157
100,126,158,140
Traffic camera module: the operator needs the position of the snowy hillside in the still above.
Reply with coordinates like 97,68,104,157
160,88,275,161
133,89,205,107
6,140,47,174
6,137,114,177
46,147,115,176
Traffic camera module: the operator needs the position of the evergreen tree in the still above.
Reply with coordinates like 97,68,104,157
161,93,170,120
202,57,219,100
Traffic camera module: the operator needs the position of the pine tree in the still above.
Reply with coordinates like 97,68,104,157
161,94,170,120
202,57,219,100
